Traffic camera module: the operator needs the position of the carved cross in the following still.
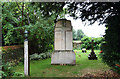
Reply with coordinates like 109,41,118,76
89,40,97,54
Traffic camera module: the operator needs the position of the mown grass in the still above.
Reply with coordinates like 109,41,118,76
12,50,110,77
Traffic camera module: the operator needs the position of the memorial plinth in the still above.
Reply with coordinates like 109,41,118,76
51,19,76,65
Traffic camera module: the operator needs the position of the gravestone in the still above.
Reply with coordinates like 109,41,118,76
51,19,76,65
82,48,86,53
88,40,97,60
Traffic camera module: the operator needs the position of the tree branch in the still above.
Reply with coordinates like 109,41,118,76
24,6,31,24
15,1,22,13
22,2,24,26
27,12,30,24
15,1,31,25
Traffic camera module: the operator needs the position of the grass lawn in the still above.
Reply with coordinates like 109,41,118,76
12,50,110,77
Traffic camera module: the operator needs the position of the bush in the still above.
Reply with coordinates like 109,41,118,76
30,52,51,60
30,53,40,60
100,16,120,74
0,62,13,78
81,36,92,50
100,42,120,74
12,72,24,77
28,35,54,55
1,62,24,78
81,36,103,50
2,47,24,66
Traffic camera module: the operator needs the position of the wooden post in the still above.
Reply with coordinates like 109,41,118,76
24,30,30,76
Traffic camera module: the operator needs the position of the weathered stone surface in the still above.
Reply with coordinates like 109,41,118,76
51,51,76,64
66,32,73,50
51,19,76,65
54,32,62,50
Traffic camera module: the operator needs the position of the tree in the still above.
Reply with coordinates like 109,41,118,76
76,29,85,40
67,2,120,73
72,29,77,40
67,2,120,24
93,37,103,49
2,2,65,45
81,36,103,50
2,2,65,54
73,29,85,40
81,36,92,49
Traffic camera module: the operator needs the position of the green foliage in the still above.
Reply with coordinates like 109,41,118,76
27,13,56,54
67,2,120,25
67,2,120,74
12,72,24,77
30,52,51,60
76,29,85,40
81,36,103,50
2,2,65,54
81,36,92,49
73,29,86,40
2,2,65,46
72,29,77,40
1,62,24,78
2,2,24,45
2,48,24,65
1,62,12,78
100,16,120,74
30,2,65,18
93,37,104,49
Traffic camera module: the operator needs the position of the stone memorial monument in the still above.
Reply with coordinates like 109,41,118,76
51,19,76,65
82,48,86,53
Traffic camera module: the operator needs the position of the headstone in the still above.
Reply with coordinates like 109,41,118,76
88,40,97,60
82,48,86,53
51,19,76,65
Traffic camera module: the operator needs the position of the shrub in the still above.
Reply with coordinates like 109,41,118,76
81,36,103,50
1,62,24,78
81,36,92,50
30,53,40,60
12,72,24,77
30,52,51,60
100,16,120,74
2,47,24,66
2,62,13,78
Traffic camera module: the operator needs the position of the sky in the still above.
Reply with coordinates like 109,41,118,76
65,15,106,38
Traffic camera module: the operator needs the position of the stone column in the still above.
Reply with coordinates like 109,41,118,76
51,19,76,65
